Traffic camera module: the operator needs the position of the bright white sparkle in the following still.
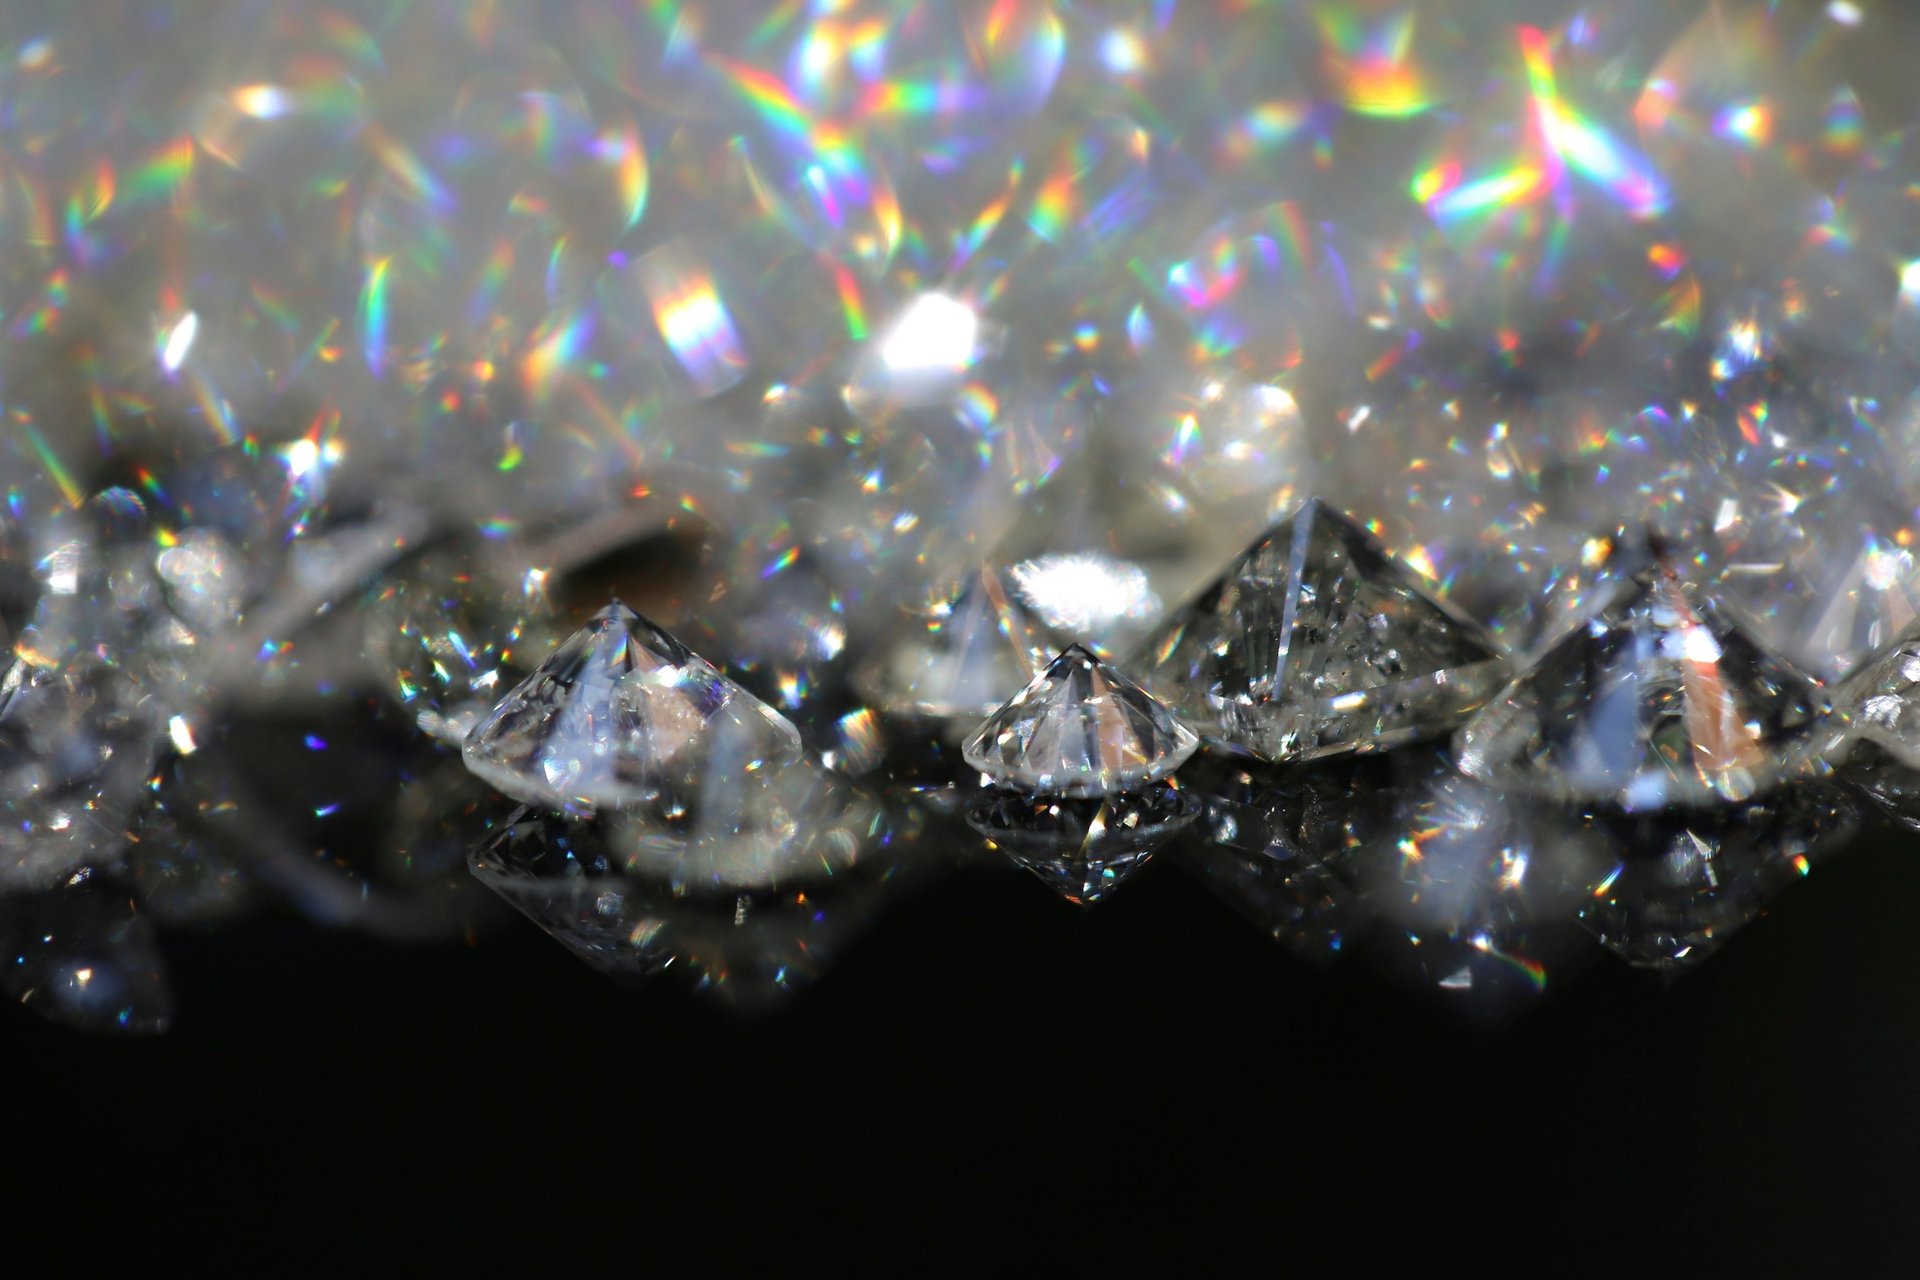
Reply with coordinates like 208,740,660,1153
879,294,978,374
162,312,199,372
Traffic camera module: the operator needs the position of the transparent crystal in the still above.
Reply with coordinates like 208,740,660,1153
1830,634,1920,768
963,645,1198,798
1140,499,1509,762
463,602,803,813
470,803,922,1009
1173,756,1383,964
1457,565,1835,809
966,782,1198,906
1576,786,1859,974
853,564,1058,723
0,653,160,894
366,548,560,745
610,750,884,892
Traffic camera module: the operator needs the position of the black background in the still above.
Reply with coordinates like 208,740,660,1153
10,815,1920,1272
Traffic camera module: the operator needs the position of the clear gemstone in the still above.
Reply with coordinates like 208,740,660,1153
1457,564,1835,809
1140,498,1509,762
1576,786,1859,974
610,750,883,892
1833,634,1920,768
366,547,560,746
966,782,1197,906
462,602,803,813
470,802,922,1008
853,564,1058,723
963,644,1198,798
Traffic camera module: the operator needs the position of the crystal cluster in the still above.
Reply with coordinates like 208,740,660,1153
6,1,1920,1029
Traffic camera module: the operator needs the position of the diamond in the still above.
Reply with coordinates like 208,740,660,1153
1140,498,1509,762
462,602,803,813
366,547,559,746
610,750,883,892
853,563,1058,723
1576,786,1860,974
963,644,1198,798
966,782,1198,906
470,802,920,1009
1456,564,1835,809
1829,634,1920,768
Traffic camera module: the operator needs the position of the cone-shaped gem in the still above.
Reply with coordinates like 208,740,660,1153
462,602,803,812
1456,567,1834,809
967,784,1199,906
853,564,1057,721
962,644,1198,798
1139,498,1509,762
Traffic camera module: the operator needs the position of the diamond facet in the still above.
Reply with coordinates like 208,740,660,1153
966,782,1198,906
462,602,803,813
963,644,1198,798
1456,566,1835,809
1140,498,1509,762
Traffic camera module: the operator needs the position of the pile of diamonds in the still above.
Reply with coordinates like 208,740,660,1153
9,0,1920,1030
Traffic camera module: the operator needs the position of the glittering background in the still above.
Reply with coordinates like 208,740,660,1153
8,1,1920,1266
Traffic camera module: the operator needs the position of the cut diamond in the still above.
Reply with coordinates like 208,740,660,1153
966,783,1198,906
963,644,1198,798
853,564,1058,723
470,803,920,1008
1456,566,1835,809
1576,786,1859,974
1139,498,1509,762
462,602,803,813
1834,634,1920,768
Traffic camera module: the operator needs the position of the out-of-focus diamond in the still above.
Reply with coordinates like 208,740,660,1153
1576,785,1859,974
0,650,160,895
365,547,560,746
0,870,174,1035
963,644,1198,799
1457,564,1834,809
610,747,883,892
1141,498,1509,762
966,782,1197,906
853,563,1057,724
1174,755,1386,965
469,801,922,1009
462,601,803,813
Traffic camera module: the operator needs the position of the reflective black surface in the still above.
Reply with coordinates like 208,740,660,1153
11,816,1919,1270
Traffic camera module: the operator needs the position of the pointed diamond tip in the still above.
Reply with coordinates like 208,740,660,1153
962,645,1199,798
1141,497,1509,762
462,599,802,812
1455,568,1833,810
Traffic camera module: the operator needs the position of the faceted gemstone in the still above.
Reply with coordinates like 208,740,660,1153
965,782,1198,906
853,564,1059,723
1172,755,1385,965
1140,498,1509,762
463,602,803,813
609,750,884,892
0,652,160,894
1842,741,1920,832
470,803,923,1009
0,871,175,1035
365,548,560,746
1835,635,1920,769
1179,749,1602,1014
963,645,1198,798
1575,786,1859,974
1456,565,1835,810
